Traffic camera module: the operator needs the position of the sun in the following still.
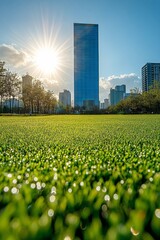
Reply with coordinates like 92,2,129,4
33,47,60,76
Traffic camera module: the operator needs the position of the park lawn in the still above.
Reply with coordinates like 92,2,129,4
0,115,160,240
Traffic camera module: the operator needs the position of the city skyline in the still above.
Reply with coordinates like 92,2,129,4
0,0,160,101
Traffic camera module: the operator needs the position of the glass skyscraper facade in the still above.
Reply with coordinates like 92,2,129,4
109,85,126,106
142,63,160,92
74,23,99,110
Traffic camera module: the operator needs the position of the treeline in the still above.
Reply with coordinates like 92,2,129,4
22,80,57,114
107,87,160,114
1,61,160,115
0,61,57,114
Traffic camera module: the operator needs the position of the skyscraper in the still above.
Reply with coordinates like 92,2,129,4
59,89,71,107
142,63,160,92
22,74,32,91
109,85,126,106
74,23,99,110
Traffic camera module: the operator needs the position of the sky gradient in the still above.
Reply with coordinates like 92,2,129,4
0,0,160,101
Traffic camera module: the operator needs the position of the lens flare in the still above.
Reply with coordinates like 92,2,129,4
33,47,60,75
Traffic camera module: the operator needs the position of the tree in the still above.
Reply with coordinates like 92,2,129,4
0,61,58,114
44,90,57,114
22,78,57,114
0,62,6,112
0,62,21,113
32,80,44,113
142,87,160,113
22,83,33,113
5,72,21,112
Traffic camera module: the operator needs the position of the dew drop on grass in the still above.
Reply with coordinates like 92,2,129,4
80,181,84,187
3,186,9,192
102,204,107,212
54,173,58,180
31,183,36,189
48,209,54,217
11,187,19,194
155,209,160,218
36,182,42,190
120,180,124,184
34,177,38,182
149,177,153,182
51,186,56,194
12,179,17,184
113,193,119,200
42,182,46,188
96,186,101,191
64,236,72,240
130,227,139,236
141,184,146,189
25,173,29,178
139,188,143,194
25,180,29,184
73,182,76,187
68,188,72,193
17,184,22,189
104,194,110,201
128,188,132,194
49,195,56,202
7,173,12,178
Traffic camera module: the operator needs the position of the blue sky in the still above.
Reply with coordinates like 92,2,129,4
0,0,160,101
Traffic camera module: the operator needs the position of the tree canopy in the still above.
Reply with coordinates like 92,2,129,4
108,85,160,114
0,62,57,114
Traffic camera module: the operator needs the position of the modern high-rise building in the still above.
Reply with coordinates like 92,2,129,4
74,23,99,110
22,74,32,90
142,63,160,92
59,89,71,107
109,85,126,106
100,99,109,110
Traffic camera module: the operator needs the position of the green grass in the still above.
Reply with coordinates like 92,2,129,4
0,115,160,240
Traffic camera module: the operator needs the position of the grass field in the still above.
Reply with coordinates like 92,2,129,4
0,115,160,240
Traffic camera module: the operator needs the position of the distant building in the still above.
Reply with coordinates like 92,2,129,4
142,63,160,92
3,99,23,109
123,93,131,99
100,98,109,109
22,74,33,96
74,23,99,110
22,74,32,88
110,85,126,106
104,98,109,109
59,90,71,107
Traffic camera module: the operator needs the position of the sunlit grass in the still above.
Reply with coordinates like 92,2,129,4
0,115,160,239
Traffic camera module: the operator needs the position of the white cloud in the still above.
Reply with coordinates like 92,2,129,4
39,75,73,100
99,73,141,101
0,44,29,68
0,44,142,103
0,43,73,100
